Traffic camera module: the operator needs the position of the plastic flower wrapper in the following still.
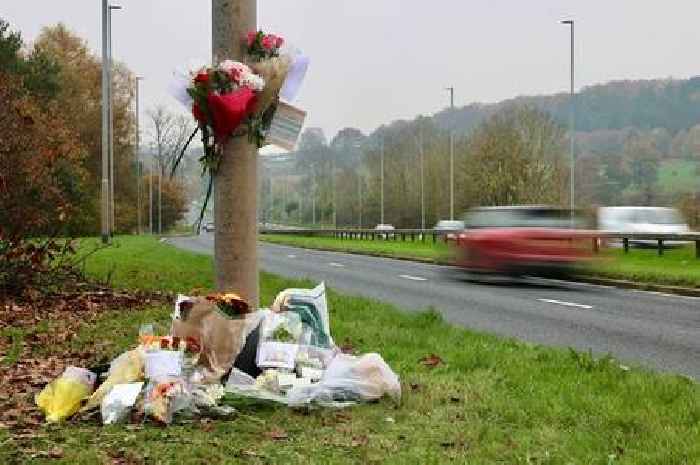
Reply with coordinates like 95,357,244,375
260,311,303,342
168,58,209,109
249,55,292,116
35,367,96,423
279,48,310,103
83,349,144,411
144,377,192,425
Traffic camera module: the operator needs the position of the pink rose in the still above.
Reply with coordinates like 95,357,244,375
261,34,275,50
275,36,284,48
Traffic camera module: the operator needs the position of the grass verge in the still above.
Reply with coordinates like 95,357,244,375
260,233,700,288
4,235,699,464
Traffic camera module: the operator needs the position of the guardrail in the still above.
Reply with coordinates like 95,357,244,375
259,228,700,258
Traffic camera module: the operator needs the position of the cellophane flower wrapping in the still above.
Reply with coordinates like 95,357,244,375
250,55,292,115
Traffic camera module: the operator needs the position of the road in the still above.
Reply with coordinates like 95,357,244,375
169,234,700,379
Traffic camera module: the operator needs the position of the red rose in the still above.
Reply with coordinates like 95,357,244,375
247,31,257,47
192,102,207,124
194,71,209,85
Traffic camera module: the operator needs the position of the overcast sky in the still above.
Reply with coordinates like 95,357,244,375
4,1,700,142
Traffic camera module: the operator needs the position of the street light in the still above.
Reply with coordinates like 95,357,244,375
380,137,385,225
415,126,425,230
101,1,121,243
445,86,455,220
108,4,121,235
135,76,143,234
561,19,575,220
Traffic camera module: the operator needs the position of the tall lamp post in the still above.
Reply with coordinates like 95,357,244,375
135,76,143,234
108,4,121,235
380,137,385,225
445,86,455,220
101,1,121,243
561,19,575,218
416,126,425,230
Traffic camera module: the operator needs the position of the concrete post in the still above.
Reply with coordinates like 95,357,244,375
212,0,259,307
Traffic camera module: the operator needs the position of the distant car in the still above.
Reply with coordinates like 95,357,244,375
451,206,591,278
598,206,690,246
374,224,395,238
434,220,465,231
434,220,466,241
203,222,215,232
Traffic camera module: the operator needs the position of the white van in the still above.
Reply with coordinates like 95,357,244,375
597,207,690,246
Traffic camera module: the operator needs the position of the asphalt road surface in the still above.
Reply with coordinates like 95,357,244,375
169,233,700,379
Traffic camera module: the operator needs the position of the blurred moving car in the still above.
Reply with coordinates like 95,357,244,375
452,206,591,278
597,206,690,246
203,222,215,232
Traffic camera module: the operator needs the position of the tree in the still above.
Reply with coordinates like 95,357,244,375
147,105,195,177
32,23,138,234
621,133,662,205
458,106,567,207
0,73,87,237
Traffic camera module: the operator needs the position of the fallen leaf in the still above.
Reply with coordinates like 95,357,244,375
339,338,356,354
264,429,289,441
351,435,369,447
419,354,443,368
409,383,422,392
48,447,64,459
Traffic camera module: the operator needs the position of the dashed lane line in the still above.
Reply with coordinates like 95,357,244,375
538,298,593,309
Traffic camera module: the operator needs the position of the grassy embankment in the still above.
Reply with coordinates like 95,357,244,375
260,233,700,288
3,235,699,464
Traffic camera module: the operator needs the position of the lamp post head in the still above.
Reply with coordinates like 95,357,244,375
560,19,573,25
109,4,122,10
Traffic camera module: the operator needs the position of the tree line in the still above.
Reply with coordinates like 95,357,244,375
262,84,700,229
0,20,189,238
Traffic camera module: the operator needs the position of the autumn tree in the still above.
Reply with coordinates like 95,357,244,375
458,106,567,208
32,23,139,233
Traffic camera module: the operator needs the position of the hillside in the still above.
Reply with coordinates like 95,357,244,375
432,76,700,135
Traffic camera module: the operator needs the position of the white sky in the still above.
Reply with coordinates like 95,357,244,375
4,1,700,140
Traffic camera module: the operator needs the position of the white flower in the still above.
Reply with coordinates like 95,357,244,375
240,73,265,92
219,60,251,76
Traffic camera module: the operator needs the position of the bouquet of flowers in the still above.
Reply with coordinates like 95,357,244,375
187,60,265,172
246,31,292,146
171,30,294,232
206,292,251,319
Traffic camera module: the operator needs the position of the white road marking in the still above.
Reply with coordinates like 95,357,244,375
399,274,427,282
538,298,593,309
328,262,345,268
287,254,297,258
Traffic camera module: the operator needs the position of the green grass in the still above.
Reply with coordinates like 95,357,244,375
5,236,700,464
260,234,700,288
658,159,699,194
261,233,451,263
592,246,700,288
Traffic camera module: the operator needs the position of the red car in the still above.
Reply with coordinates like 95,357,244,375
451,206,592,278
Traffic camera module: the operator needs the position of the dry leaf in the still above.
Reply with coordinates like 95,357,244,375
419,354,443,368
264,429,289,441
